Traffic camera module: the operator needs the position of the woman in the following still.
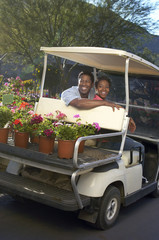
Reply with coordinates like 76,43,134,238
94,75,145,167
94,76,111,101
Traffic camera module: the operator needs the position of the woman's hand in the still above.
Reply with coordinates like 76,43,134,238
106,102,123,112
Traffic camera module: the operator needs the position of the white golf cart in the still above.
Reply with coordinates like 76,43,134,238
0,47,159,230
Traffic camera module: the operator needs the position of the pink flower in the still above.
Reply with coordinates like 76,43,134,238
73,114,80,118
43,129,54,137
4,82,9,86
46,112,54,117
30,114,43,124
28,110,34,115
11,109,15,113
56,111,67,120
16,76,21,80
92,122,101,131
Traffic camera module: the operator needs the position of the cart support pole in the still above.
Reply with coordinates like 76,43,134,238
40,53,48,97
125,57,130,114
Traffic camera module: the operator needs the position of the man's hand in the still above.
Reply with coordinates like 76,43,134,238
128,117,136,133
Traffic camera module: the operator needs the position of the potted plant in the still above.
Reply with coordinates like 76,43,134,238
73,114,101,153
55,112,101,158
30,114,43,143
0,106,13,143
11,100,34,148
12,116,32,148
55,123,78,159
36,117,56,154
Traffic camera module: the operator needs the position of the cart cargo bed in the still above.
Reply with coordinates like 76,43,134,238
0,171,90,211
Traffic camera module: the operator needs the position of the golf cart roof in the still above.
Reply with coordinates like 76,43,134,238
40,46,159,76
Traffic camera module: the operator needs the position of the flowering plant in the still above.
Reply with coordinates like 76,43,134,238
54,111,77,140
0,75,40,105
0,106,13,128
11,101,33,118
12,117,32,133
55,113,100,140
73,114,101,137
35,118,55,138
12,101,34,132
0,76,24,96
55,123,77,140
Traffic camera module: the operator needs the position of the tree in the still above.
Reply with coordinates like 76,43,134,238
0,0,158,91
0,0,93,90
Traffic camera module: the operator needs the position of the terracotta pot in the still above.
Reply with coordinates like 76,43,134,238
76,138,85,153
30,133,39,144
39,136,55,154
58,139,76,159
0,128,9,144
78,140,85,153
14,131,29,148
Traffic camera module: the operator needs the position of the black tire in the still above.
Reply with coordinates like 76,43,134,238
151,177,159,197
95,186,121,230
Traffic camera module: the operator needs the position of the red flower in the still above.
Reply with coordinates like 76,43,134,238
13,119,23,126
18,101,29,110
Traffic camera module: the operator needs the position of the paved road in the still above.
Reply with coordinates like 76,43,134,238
0,193,159,240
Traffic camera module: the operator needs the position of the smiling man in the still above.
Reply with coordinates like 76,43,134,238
61,71,120,110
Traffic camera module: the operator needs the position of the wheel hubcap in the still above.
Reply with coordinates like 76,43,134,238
106,198,118,220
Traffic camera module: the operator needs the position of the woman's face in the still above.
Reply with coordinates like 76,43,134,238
96,80,110,99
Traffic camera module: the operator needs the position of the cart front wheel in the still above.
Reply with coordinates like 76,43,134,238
151,176,159,197
96,186,121,230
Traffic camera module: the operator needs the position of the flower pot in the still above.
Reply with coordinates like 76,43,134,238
39,136,55,154
78,140,85,153
75,137,85,153
0,128,10,144
58,139,76,159
30,133,39,144
14,131,29,148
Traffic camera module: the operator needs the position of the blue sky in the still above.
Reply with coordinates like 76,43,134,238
88,0,159,35
148,0,159,35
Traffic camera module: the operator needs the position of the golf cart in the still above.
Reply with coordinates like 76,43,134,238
0,47,159,230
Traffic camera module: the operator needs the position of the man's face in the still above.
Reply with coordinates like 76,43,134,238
78,74,93,98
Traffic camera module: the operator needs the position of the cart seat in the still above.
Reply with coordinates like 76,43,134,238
35,97,126,131
122,150,141,167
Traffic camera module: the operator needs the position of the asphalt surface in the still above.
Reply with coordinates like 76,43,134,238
0,193,159,240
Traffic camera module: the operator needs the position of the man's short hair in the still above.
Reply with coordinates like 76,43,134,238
78,71,94,83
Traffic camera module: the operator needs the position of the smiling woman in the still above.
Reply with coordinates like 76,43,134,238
94,76,111,100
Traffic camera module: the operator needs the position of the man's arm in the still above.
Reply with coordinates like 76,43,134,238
70,98,122,111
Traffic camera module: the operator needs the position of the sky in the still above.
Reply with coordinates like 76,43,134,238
148,0,159,35
88,0,159,35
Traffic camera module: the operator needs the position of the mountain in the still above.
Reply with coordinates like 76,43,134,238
145,35,159,53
